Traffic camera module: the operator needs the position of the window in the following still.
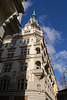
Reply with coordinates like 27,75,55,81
27,49,29,55
20,63,27,71
8,50,14,58
0,79,10,90
23,39,29,44
5,43,8,47
24,40,26,44
36,38,40,42
17,79,27,90
4,63,12,72
21,49,30,56
0,51,2,58
27,39,29,44
10,39,16,47
35,61,41,69
24,49,27,55
36,47,40,54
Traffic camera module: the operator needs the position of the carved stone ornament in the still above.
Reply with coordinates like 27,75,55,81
37,84,41,90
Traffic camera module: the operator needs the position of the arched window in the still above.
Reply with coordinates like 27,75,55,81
35,61,41,69
36,47,40,54
0,79,10,90
17,78,28,90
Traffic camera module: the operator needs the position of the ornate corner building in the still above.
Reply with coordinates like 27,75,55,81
0,11,58,100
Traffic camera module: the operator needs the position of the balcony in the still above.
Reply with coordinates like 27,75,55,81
33,68,44,79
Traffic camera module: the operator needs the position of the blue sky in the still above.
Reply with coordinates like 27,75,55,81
21,0,67,89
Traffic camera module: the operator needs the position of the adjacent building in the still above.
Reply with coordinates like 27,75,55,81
0,11,58,100
0,0,27,39
57,89,67,100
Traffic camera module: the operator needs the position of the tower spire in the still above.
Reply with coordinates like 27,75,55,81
32,10,36,23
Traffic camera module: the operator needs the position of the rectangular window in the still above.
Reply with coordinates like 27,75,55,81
8,51,14,58
10,39,16,47
18,79,24,90
24,40,26,44
5,43,8,47
0,52,2,58
21,49,30,56
27,39,29,44
27,49,29,55
17,79,27,90
4,63,12,72
20,63,27,71
24,49,27,55
0,80,10,90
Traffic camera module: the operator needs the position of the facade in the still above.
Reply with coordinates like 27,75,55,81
0,11,57,100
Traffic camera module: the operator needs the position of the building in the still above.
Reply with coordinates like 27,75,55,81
51,67,58,100
57,88,67,100
0,11,57,100
0,0,27,39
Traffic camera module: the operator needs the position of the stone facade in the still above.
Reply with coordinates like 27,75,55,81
0,11,58,100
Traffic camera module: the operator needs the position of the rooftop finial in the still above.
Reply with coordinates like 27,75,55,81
32,10,36,23
33,10,36,15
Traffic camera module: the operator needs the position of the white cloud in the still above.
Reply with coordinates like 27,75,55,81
38,15,47,25
46,44,56,55
24,1,32,11
53,64,63,73
57,81,63,90
53,50,67,72
42,26,61,45
55,50,67,59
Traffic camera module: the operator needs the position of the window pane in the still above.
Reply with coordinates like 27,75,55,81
24,40,26,44
27,49,29,55
27,39,29,44
25,80,27,89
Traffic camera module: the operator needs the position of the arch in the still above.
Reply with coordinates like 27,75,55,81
35,61,41,69
36,47,40,54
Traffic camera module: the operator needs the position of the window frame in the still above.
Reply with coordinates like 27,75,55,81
4,63,12,72
17,78,28,90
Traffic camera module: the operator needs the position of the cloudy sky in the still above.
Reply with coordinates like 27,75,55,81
21,0,67,90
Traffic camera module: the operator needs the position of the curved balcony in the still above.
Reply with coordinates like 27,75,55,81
33,68,44,79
